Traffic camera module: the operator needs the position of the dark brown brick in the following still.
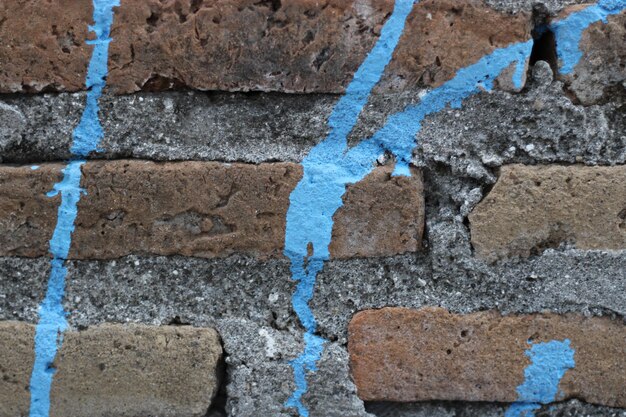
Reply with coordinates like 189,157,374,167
0,0,530,94
348,307,626,407
0,161,424,259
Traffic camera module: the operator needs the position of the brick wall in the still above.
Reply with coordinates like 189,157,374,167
0,1,625,417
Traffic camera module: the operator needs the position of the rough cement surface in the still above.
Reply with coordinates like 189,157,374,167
0,92,333,164
1,66,624,166
367,400,626,417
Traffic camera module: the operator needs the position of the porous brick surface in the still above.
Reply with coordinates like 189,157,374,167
469,164,626,261
348,307,626,407
0,0,531,94
0,322,222,417
0,161,424,259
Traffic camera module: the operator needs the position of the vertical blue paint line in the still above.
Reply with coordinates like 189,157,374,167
284,1,417,415
505,340,576,417
282,1,622,415
28,2,118,416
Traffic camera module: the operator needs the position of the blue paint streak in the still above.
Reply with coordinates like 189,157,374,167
31,166,40,170
284,1,417,415
283,1,620,414
551,0,626,74
505,340,576,417
29,1,118,416
70,0,119,157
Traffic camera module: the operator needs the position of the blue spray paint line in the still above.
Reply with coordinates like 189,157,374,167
283,1,618,415
28,2,118,416
505,340,576,417
551,0,626,74
71,0,119,157
283,1,418,415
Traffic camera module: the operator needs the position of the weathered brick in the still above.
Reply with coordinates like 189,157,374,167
469,164,626,261
558,5,626,105
348,307,626,407
0,0,530,94
0,322,222,417
330,165,424,258
0,161,424,259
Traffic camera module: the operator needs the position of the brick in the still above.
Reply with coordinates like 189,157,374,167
0,322,222,417
468,164,626,261
0,0,530,94
558,6,626,105
348,307,626,407
0,161,424,259
330,165,424,258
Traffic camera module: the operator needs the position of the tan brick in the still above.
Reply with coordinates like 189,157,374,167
0,322,34,417
468,164,626,261
0,161,424,259
348,307,626,407
0,322,222,417
0,0,530,94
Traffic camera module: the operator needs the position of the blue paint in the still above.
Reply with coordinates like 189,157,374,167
551,0,626,74
505,340,576,417
283,1,619,415
70,0,119,157
283,1,417,415
31,166,40,170
29,1,118,416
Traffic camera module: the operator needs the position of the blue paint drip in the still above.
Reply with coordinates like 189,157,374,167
551,0,626,74
70,0,119,157
283,1,620,415
28,2,118,416
284,1,417,415
505,340,576,417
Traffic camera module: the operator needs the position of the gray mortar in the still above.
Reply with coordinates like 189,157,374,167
1,60,626,417
0,92,334,164
368,400,626,416
484,0,588,14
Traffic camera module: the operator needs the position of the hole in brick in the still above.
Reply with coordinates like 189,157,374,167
618,208,626,230
529,5,558,73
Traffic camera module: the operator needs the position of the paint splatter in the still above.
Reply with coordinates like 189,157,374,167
283,1,623,415
505,340,576,417
28,2,118,416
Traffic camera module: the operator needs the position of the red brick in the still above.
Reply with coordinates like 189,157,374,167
0,161,424,259
348,307,626,407
0,0,530,94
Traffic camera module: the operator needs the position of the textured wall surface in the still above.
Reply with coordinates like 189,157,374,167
0,1,625,417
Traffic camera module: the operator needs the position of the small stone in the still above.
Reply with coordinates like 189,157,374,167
531,60,554,86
